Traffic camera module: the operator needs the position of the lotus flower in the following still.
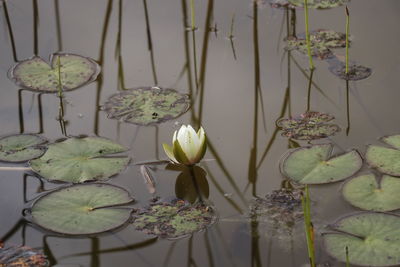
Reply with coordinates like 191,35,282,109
163,125,207,165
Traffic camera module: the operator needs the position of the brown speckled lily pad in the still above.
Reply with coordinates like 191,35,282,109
131,198,217,239
277,111,340,140
329,61,372,81
102,87,190,126
288,0,349,9
286,30,347,59
9,53,100,93
0,245,48,267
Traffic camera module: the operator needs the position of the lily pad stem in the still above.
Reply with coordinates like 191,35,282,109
304,0,314,71
189,165,203,203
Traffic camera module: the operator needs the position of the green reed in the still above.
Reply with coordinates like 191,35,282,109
303,0,314,70
345,6,350,74
302,185,316,267
346,246,350,267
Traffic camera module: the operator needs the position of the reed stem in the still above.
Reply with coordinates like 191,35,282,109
302,185,316,267
304,0,314,70
345,6,350,74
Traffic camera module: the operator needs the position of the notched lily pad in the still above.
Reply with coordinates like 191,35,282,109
9,53,100,93
288,0,349,9
131,198,217,239
286,30,347,59
281,144,362,184
102,87,190,126
0,245,48,267
343,174,400,212
29,136,130,183
366,135,400,177
249,188,303,231
277,111,340,140
0,134,47,163
324,212,400,266
329,61,372,81
30,183,134,235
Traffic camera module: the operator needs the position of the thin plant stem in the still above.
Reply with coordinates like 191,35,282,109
303,0,314,70
229,13,237,60
302,185,316,267
346,80,350,135
3,1,18,62
33,0,39,55
345,6,349,75
306,68,315,111
346,246,350,267
190,0,199,91
57,56,66,136
143,0,158,85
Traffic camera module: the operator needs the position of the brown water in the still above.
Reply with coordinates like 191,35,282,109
1,0,400,266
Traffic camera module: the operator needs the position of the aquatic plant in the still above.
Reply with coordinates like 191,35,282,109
9,53,100,93
30,183,134,235
0,245,48,267
0,134,47,163
342,173,400,212
30,136,130,183
280,144,362,184
163,125,207,166
324,212,400,266
328,61,372,81
303,0,314,70
102,87,190,126
366,134,400,176
301,186,315,267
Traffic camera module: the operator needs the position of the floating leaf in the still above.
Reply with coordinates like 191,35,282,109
0,134,46,163
329,61,372,81
288,0,349,9
277,111,340,140
175,166,209,204
0,245,48,267
366,135,400,176
131,198,216,239
343,174,400,211
30,183,134,235
102,87,190,126
324,212,400,266
9,53,100,93
281,144,362,184
249,188,303,231
30,137,130,183
286,30,347,59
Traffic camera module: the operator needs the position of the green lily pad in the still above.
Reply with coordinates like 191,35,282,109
288,0,349,9
277,111,340,140
29,137,130,183
329,61,372,81
0,245,48,267
343,174,400,212
0,134,47,163
9,53,100,93
324,212,400,266
280,144,362,184
286,29,347,59
30,183,134,235
131,198,216,239
102,87,190,126
366,135,400,176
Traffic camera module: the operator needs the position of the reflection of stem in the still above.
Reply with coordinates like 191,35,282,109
2,1,18,62
116,0,126,90
190,0,199,91
302,186,315,267
43,236,58,266
306,68,315,111
196,0,214,128
0,219,25,243
228,14,237,60
204,231,215,267
37,94,44,133
33,0,39,55
57,56,67,136
143,0,158,85
290,9,296,37
189,165,203,202
250,214,262,267
90,238,100,267
54,0,63,51
18,89,25,133
155,126,159,160
346,80,350,135
163,242,177,267
345,6,349,75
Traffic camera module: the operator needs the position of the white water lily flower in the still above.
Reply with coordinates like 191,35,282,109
163,125,207,165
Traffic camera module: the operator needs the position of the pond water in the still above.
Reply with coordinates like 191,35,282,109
1,0,400,266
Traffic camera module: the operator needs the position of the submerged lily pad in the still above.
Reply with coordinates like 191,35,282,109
249,188,303,231
366,135,400,176
30,137,130,183
329,61,372,81
286,30,347,59
0,134,47,163
343,174,400,212
30,183,134,235
0,245,48,267
288,0,349,9
102,87,190,126
277,111,340,140
131,198,216,239
9,53,100,93
324,212,400,266
281,144,362,184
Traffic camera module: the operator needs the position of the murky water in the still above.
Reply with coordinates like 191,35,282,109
1,0,400,266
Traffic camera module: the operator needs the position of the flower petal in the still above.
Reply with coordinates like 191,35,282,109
194,129,207,163
173,139,191,165
163,143,178,163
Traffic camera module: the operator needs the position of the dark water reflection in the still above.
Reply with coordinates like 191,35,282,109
1,0,400,266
